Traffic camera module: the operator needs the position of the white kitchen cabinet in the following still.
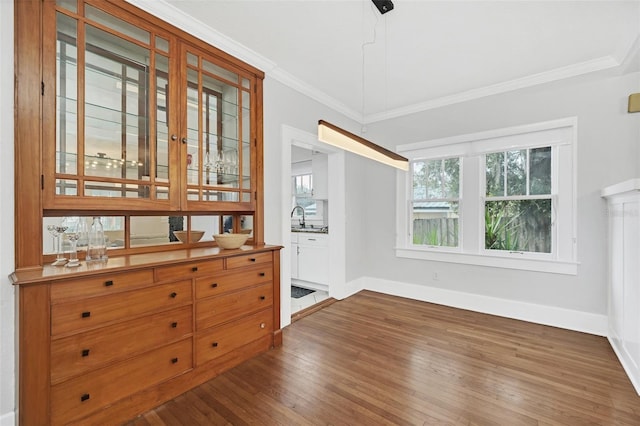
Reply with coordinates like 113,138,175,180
602,179,640,395
293,233,329,286
291,233,299,279
312,154,328,200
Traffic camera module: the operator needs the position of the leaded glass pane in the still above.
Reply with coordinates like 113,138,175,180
202,58,238,83
85,5,150,44
156,54,169,181
56,0,77,13
56,13,78,177
84,24,150,181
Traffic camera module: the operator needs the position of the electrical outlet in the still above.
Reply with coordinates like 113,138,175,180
432,272,439,281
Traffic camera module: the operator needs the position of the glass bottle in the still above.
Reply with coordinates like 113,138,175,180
86,217,107,261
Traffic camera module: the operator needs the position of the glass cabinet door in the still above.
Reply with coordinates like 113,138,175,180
182,46,254,209
46,1,177,209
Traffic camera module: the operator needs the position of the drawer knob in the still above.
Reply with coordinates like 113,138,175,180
260,323,266,329
212,342,218,348
171,322,178,328
81,349,90,357
260,295,266,300
81,311,91,318
249,258,256,262
192,266,198,272
259,272,266,277
104,280,113,287
80,393,90,402
211,283,218,288
170,292,177,298
171,357,179,364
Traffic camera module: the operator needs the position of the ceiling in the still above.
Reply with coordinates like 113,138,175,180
135,0,640,123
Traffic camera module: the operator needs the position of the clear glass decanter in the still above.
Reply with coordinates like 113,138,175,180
86,217,107,262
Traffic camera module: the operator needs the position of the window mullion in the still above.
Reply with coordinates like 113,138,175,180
526,149,530,196
461,155,479,253
486,194,552,202
502,151,507,197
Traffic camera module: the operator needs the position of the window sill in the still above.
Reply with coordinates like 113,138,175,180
395,247,578,275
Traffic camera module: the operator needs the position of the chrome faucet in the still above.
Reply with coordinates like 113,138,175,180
291,205,306,228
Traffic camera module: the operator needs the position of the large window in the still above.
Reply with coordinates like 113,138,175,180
396,118,577,274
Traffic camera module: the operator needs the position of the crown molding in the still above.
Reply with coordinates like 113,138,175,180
125,0,632,126
124,0,276,73
125,0,362,122
365,55,621,124
619,35,640,74
267,68,362,122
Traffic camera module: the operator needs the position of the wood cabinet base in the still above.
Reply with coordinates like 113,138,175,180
67,335,275,426
12,246,282,426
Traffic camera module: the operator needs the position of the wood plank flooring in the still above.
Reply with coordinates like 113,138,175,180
126,291,640,425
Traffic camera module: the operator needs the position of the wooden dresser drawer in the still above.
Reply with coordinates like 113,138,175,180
51,280,192,336
226,252,272,269
51,338,192,425
51,270,154,303
155,259,224,282
196,309,272,366
195,264,273,300
196,282,272,330
51,305,193,385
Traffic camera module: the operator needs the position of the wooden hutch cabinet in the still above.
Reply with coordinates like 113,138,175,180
12,0,279,424
42,0,260,213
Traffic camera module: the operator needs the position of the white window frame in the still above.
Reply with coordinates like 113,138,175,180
396,118,578,275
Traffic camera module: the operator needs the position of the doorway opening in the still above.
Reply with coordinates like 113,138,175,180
280,125,346,328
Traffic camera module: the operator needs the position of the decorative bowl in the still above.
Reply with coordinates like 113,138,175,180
214,233,249,249
173,230,205,243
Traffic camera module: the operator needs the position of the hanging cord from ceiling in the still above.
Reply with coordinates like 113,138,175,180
361,1,381,130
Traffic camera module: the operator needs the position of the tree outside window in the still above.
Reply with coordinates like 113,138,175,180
484,147,552,253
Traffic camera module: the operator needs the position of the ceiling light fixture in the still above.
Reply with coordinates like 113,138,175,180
372,0,394,15
316,1,405,171
317,120,408,170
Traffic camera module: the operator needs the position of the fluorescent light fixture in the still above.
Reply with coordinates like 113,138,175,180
317,120,409,171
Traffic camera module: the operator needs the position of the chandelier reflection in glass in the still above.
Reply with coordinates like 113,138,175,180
85,152,143,172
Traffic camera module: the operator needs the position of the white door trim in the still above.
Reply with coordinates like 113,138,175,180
280,125,346,327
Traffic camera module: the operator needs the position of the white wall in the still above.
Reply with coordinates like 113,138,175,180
0,0,16,424
361,71,640,325
262,76,369,282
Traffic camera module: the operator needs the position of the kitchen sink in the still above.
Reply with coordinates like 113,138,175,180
291,226,328,234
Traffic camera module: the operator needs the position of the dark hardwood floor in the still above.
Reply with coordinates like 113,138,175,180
126,290,640,425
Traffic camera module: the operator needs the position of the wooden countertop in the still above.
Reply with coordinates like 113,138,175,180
10,244,282,285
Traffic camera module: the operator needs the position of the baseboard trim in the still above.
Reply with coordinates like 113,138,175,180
608,334,640,396
0,411,15,426
350,277,607,336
